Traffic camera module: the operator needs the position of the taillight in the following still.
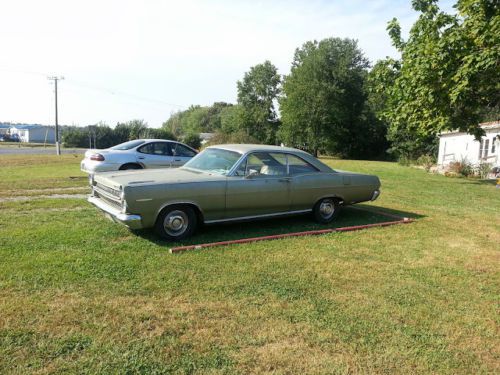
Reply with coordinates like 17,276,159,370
90,153,105,161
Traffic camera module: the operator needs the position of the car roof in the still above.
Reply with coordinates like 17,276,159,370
207,144,334,172
207,144,304,154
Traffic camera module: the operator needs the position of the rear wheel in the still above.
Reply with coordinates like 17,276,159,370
313,198,341,224
155,205,197,241
119,163,143,170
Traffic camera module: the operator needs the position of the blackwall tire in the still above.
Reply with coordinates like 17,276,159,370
155,205,197,241
313,198,341,224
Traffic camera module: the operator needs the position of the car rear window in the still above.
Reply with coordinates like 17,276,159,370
110,140,146,150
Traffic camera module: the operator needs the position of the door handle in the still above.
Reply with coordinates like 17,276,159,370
174,159,181,162
138,157,145,160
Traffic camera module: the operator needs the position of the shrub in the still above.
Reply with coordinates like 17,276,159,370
416,154,436,172
182,133,202,150
477,162,492,179
448,158,474,177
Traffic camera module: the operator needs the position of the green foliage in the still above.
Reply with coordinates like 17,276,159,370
280,38,386,158
382,0,500,159
182,132,202,150
416,154,436,171
447,158,474,177
236,60,281,144
62,120,175,149
163,103,233,137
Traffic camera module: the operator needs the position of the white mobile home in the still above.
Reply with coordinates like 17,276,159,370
437,121,500,168
9,125,56,143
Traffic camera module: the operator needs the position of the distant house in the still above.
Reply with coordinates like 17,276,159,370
437,121,500,168
9,125,56,143
0,124,10,135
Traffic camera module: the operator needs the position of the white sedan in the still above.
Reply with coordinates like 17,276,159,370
81,139,198,173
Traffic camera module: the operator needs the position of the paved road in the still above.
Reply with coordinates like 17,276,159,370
0,147,85,155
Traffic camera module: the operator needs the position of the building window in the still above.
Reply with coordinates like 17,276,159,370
492,138,496,154
479,139,489,159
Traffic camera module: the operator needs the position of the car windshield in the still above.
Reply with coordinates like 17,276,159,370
182,148,242,175
110,140,146,150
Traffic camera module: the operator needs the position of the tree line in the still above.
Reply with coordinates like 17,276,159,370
65,0,498,160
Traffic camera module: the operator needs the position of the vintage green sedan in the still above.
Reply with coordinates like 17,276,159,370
88,144,381,240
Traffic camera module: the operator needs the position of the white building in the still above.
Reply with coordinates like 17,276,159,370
438,121,500,169
0,124,10,135
9,125,56,143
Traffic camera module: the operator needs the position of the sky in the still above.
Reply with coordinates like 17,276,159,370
0,0,456,128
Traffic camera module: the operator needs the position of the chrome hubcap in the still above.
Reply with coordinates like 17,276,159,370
163,210,188,236
319,200,335,219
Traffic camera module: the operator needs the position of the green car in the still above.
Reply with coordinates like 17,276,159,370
88,144,381,240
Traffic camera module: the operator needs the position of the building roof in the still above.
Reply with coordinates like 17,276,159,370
11,124,51,130
439,121,500,137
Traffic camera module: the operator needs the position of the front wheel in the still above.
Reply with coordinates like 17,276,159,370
155,205,197,241
313,198,341,224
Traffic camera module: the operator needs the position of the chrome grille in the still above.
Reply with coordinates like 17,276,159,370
95,191,122,210
95,183,121,199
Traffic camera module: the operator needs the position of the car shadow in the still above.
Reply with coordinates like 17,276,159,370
133,205,424,248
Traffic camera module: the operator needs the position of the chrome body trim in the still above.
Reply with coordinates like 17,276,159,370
88,196,143,229
204,209,312,224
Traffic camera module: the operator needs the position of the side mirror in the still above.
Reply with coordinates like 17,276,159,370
245,169,259,178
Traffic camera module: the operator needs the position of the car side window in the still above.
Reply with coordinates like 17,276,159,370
138,142,171,156
287,154,319,175
245,152,287,177
173,144,197,157
137,143,155,155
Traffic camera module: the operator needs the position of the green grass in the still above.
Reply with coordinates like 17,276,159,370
0,155,498,374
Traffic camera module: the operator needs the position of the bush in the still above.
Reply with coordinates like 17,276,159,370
182,133,201,150
448,158,474,177
477,162,492,179
416,154,436,172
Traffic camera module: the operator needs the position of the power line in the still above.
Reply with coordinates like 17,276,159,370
0,65,186,109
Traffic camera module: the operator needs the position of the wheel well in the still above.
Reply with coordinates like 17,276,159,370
119,163,143,170
156,203,204,225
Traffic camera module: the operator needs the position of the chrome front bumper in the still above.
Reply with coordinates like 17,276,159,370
88,196,143,230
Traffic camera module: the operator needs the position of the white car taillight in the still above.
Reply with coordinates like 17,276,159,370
90,153,105,161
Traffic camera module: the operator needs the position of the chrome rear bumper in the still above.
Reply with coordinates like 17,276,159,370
371,189,381,201
88,196,143,230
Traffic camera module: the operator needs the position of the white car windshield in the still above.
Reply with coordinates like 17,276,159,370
110,140,146,150
183,148,242,175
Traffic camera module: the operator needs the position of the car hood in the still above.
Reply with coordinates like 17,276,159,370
94,167,225,189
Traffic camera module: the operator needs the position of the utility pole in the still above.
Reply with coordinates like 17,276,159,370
47,76,64,155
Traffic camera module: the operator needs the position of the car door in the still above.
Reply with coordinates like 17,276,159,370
170,143,197,167
225,152,291,218
135,142,173,168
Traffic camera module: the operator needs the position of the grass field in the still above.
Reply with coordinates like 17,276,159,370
0,154,498,374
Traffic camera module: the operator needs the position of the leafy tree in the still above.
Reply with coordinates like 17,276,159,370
384,0,499,159
237,61,281,144
162,103,233,137
182,132,202,149
279,38,372,157
114,119,149,143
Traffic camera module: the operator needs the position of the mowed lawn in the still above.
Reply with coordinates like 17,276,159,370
0,154,498,374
